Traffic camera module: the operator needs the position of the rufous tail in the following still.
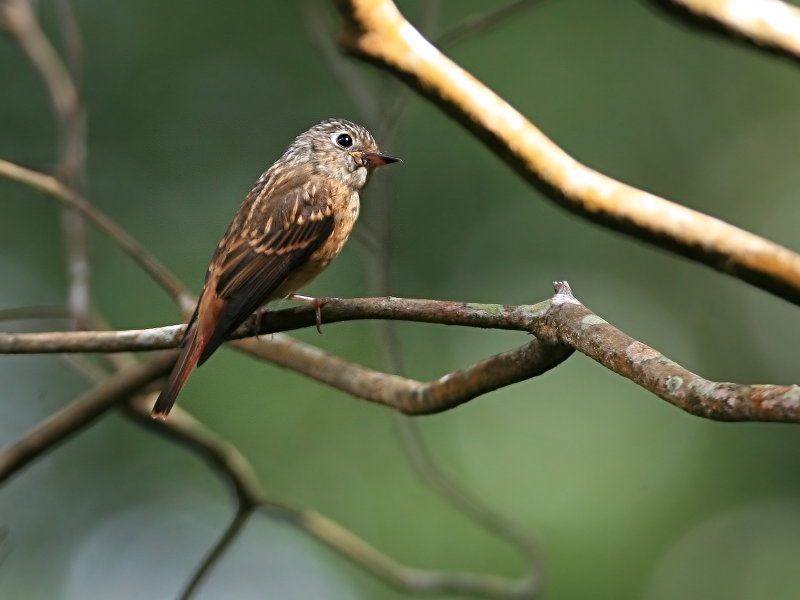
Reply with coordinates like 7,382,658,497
151,324,206,419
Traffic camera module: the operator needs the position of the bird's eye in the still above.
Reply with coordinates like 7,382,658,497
335,133,353,148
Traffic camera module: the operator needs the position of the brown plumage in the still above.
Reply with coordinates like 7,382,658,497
152,119,399,418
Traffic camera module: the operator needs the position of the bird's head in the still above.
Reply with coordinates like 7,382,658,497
285,118,400,189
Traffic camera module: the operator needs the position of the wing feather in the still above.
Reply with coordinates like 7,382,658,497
197,174,335,363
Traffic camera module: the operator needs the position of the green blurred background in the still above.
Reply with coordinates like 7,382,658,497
3,1,800,598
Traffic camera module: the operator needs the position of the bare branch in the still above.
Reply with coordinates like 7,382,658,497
0,297,549,353
238,332,570,415
3,288,799,422
649,0,800,62
536,282,800,423
335,0,800,306
0,158,190,304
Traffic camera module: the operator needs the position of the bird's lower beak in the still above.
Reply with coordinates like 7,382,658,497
350,151,401,167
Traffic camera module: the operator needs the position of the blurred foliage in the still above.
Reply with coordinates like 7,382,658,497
2,1,800,599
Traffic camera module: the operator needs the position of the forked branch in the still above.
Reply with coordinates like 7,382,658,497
2,285,797,422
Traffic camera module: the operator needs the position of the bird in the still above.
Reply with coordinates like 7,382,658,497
151,118,400,418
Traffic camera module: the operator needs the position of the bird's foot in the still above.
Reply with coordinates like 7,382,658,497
288,294,338,333
254,307,270,340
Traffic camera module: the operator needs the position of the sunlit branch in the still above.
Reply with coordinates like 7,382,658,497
335,0,800,306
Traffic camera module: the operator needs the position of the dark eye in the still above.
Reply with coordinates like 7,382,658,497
335,133,353,148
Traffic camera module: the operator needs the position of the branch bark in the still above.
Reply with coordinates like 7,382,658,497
0,297,549,353
536,284,800,423
2,288,798,423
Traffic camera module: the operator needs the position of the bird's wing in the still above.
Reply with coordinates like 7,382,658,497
197,174,336,363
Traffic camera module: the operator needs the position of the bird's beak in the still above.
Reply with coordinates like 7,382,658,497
349,151,401,167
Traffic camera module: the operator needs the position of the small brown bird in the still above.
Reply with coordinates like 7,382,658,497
152,118,399,418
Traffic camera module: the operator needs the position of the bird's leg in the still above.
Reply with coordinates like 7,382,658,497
288,294,339,334
253,307,271,340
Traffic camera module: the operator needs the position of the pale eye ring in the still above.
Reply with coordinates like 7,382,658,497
335,133,353,148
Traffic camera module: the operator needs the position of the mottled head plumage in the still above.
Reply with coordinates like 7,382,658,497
279,118,400,189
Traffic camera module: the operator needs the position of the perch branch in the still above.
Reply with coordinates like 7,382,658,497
0,295,572,413
334,0,800,305
3,289,798,422
0,297,550,353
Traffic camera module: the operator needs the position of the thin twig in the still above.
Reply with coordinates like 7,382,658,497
3,0,92,325
54,0,90,329
0,158,189,303
179,508,254,599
